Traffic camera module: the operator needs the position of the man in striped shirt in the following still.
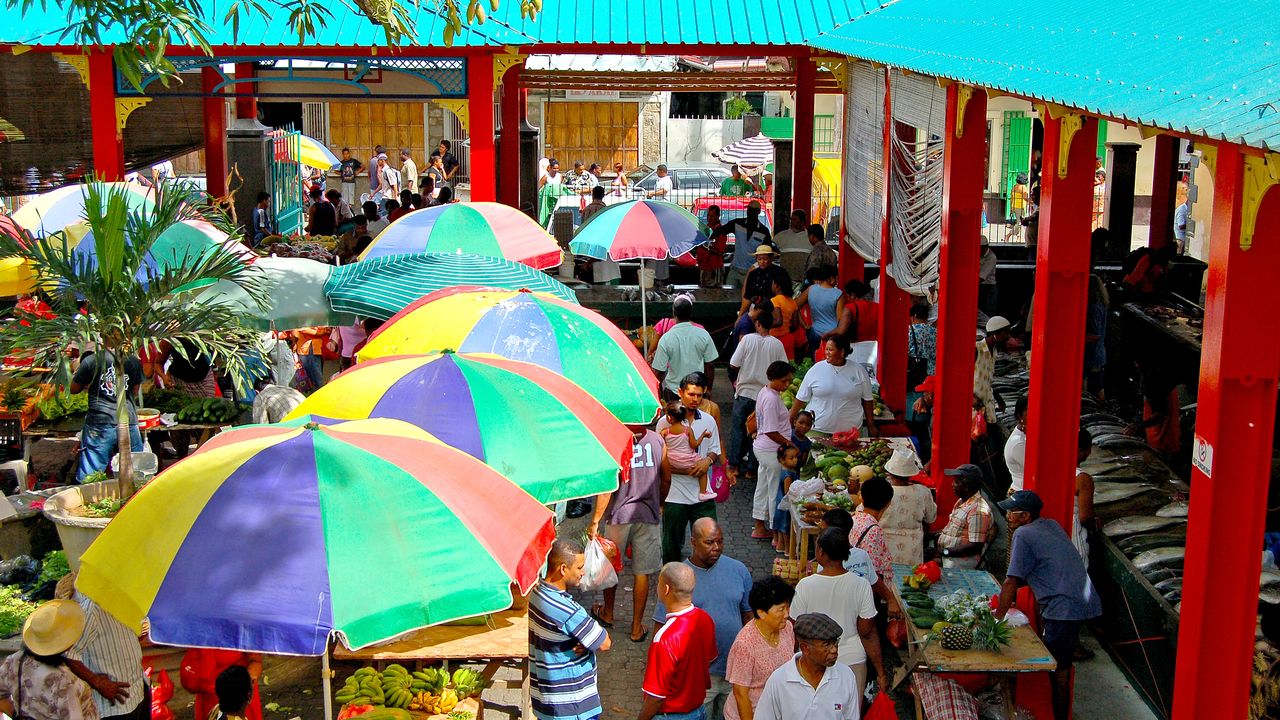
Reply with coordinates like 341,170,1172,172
530,539,612,720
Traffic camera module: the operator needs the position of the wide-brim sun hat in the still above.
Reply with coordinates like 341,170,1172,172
884,448,921,478
23,599,85,656
752,245,776,255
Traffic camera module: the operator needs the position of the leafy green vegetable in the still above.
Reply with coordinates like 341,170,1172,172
37,551,69,586
85,497,125,518
0,586,37,637
35,391,89,422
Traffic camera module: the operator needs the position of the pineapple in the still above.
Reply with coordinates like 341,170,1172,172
973,611,1013,652
939,624,974,651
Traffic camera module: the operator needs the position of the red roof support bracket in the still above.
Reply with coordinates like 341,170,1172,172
203,67,228,198
88,49,124,181
1023,110,1098,529
930,83,987,522
467,53,496,202
1172,143,1280,720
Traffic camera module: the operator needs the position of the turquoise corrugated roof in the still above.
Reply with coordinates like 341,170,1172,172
7,0,880,48
808,0,1280,151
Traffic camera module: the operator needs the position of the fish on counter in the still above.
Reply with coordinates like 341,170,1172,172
1262,588,1280,606
1141,567,1180,584
1103,515,1188,538
1094,482,1157,505
1119,533,1188,556
1154,577,1183,594
1133,546,1187,571
1156,500,1189,518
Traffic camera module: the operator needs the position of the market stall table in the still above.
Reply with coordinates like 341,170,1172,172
331,607,530,720
891,565,1056,719
786,437,921,576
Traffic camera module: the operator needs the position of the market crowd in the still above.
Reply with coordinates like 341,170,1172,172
524,220,1102,720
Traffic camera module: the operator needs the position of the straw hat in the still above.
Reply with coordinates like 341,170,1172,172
884,447,921,478
23,599,85,656
752,245,777,255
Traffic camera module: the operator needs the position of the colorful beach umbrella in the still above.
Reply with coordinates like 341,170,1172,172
297,135,341,170
362,202,562,270
61,218,253,278
324,252,579,320
570,199,710,261
77,418,555,655
357,287,660,424
0,216,33,296
12,182,155,237
197,256,357,331
287,352,631,504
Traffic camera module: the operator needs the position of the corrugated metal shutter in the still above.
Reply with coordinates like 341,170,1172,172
842,60,884,263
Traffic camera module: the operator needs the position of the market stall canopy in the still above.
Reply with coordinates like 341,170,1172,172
287,351,630,504
357,286,660,424
297,134,340,170
196,256,358,331
0,216,33,296
77,417,555,655
570,199,710,261
324,252,579,320
362,202,562,270
712,133,775,171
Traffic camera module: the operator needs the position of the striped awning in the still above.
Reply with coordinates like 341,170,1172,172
712,133,775,170
324,253,579,320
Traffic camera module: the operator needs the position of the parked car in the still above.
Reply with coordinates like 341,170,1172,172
629,165,734,207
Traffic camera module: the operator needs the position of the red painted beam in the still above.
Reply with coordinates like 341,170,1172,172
876,69,910,414
498,62,522,208
1147,134,1179,249
930,85,987,523
234,62,258,120
1172,144,1280,720
467,53,496,202
88,49,124,181
792,57,816,221
1023,113,1098,528
202,67,228,198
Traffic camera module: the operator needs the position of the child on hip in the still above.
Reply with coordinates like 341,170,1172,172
660,402,716,501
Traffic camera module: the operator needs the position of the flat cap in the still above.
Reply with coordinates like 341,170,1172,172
793,612,843,642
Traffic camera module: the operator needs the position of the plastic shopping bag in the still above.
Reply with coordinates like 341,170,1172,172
710,464,731,503
577,537,619,593
864,692,897,720
595,535,624,573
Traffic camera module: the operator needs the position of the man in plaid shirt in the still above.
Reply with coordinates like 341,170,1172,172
936,465,995,569
251,376,305,424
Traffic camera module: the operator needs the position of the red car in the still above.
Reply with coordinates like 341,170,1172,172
677,196,775,267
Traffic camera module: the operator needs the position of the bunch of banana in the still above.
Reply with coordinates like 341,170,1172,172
380,663,415,709
411,667,446,694
334,667,383,706
436,688,460,714
407,691,440,712
451,667,484,699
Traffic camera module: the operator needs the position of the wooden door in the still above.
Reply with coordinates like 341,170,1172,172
544,102,640,173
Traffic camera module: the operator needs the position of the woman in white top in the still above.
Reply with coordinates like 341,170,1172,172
789,334,878,437
877,448,937,566
610,162,630,196
0,600,96,720
538,158,563,188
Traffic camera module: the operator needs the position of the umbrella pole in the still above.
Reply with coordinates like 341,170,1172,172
641,258,649,357
322,648,334,720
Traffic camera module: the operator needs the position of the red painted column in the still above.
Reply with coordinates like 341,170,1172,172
87,49,124,181
1022,113,1099,528
792,57,815,219
467,54,496,202
234,62,258,121
498,63,522,208
1147,134,1179,249
202,67,228,198
930,85,987,523
1172,145,1280,720
876,69,909,414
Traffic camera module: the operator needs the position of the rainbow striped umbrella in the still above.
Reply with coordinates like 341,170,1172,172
77,418,555,655
357,287,660,424
287,352,631,504
11,182,156,237
361,202,562,270
570,199,710,261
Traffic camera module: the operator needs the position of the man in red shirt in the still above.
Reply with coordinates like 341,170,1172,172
638,562,717,720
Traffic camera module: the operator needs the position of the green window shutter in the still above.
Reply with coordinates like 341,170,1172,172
1096,120,1109,162
1003,113,1031,198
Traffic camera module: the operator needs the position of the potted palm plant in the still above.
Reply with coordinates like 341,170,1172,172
0,181,268,563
